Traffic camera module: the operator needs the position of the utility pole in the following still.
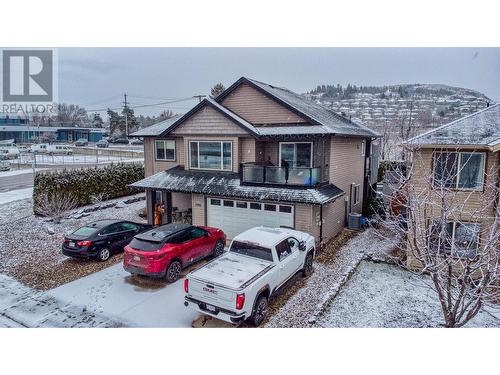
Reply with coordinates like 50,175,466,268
123,93,128,137
193,95,205,103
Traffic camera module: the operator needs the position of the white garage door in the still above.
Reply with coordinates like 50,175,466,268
206,198,294,239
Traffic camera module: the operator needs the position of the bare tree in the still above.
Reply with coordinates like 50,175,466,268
374,146,500,327
35,192,78,224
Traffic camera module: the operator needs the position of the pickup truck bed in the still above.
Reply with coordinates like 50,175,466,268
190,253,274,290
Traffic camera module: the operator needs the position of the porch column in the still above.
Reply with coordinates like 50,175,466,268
146,189,155,225
162,191,172,224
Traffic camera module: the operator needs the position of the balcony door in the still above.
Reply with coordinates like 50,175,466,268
279,142,312,168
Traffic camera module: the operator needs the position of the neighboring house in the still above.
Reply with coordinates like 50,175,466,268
404,103,500,269
130,77,380,245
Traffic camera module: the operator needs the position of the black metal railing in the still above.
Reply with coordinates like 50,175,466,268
241,163,321,187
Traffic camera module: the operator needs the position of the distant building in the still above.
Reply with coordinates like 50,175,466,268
0,116,106,143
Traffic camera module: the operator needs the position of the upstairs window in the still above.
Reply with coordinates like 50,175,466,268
433,152,485,190
155,140,176,161
189,141,232,171
280,142,312,168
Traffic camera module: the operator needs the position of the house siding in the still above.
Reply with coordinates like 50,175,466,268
239,138,256,164
144,137,184,177
171,106,248,136
191,194,206,226
329,137,365,214
221,83,307,125
295,204,319,240
320,199,346,243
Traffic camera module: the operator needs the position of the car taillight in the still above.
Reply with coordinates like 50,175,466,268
236,293,245,310
77,240,92,247
184,279,189,293
151,253,166,260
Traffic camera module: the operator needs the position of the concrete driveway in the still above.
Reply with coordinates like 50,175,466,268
47,263,200,327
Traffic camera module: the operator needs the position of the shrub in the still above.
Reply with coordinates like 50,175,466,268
33,162,144,213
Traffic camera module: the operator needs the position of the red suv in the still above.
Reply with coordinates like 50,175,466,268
123,223,226,282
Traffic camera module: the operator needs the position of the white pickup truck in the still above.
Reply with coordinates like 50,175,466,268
184,226,315,326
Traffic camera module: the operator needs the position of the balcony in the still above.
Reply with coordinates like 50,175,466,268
241,163,321,187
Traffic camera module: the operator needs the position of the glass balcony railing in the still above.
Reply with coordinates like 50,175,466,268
241,163,321,187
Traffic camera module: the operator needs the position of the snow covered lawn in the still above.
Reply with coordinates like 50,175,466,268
264,228,399,328
12,154,143,165
315,260,500,328
0,194,146,290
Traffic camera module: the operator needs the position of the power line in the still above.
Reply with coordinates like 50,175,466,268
87,97,196,112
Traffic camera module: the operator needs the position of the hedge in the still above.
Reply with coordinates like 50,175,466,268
33,162,145,212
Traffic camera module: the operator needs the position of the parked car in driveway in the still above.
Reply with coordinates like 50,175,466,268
123,223,226,283
184,226,315,326
96,139,109,148
129,138,143,145
62,220,151,261
73,138,89,146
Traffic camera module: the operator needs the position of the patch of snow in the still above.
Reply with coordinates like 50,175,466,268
315,260,500,328
0,168,45,177
0,187,33,205
48,263,199,327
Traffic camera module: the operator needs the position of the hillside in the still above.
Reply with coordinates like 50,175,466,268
304,83,492,130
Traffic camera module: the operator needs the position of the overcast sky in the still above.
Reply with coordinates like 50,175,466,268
58,48,500,116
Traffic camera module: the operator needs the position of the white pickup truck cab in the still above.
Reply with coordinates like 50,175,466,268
184,226,315,326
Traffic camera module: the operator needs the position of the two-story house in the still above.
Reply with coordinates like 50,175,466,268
405,103,499,269
130,77,380,246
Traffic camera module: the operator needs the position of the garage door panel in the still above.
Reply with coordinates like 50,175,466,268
207,198,293,239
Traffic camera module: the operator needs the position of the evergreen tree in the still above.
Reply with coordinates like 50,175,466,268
92,113,104,128
210,83,226,98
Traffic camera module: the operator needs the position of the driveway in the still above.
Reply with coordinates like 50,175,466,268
47,263,200,327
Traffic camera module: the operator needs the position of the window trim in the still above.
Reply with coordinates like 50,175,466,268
154,139,176,161
279,142,313,168
432,151,486,192
188,140,233,171
429,220,481,258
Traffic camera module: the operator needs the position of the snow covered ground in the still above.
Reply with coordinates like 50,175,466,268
48,263,199,327
0,187,33,205
315,260,500,328
265,228,398,328
12,154,143,165
0,168,41,177
0,193,146,290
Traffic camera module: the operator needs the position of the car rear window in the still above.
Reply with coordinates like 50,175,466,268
128,238,163,251
72,226,97,236
229,241,273,262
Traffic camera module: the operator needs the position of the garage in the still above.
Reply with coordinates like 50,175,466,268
206,197,294,239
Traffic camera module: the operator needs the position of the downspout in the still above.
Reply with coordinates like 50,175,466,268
319,204,323,247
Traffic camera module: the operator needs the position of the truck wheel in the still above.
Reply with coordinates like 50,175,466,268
212,240,224,258
165,260,182,283
97,247,111,262
302,253,313,277
250,295,268,327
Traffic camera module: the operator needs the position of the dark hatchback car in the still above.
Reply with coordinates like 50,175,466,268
62,220,151,261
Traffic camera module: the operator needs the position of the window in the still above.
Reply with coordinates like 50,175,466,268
352,184,360,205
155,140,176,161
189,141,232,171
361,141,366,156
433,152,485,190
236,201,247,209
276,240,292,261
264,204,276,212
99,223,122,235
229,240,273,262
169,230,192,244
429,220,480,258
287,238,300,252
279,205,292,213
120,222,139,231
190,227,207,239
279,142,312,168
223,200,234,207
250,202,261,210
210,199,221,206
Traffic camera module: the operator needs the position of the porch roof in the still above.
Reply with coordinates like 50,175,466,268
130,166,344,205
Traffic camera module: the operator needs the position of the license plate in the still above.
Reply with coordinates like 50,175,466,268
133,255,141,262
205,304,216,312
69,241,75,247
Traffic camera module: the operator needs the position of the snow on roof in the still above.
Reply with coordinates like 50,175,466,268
130,166,344,205
407,103,500,147
245,78,380,138
130,115,182,137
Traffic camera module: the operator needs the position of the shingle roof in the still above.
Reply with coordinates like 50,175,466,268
130,166,344,205
130,115,182,137
219,77,380,138
407,103,500,147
